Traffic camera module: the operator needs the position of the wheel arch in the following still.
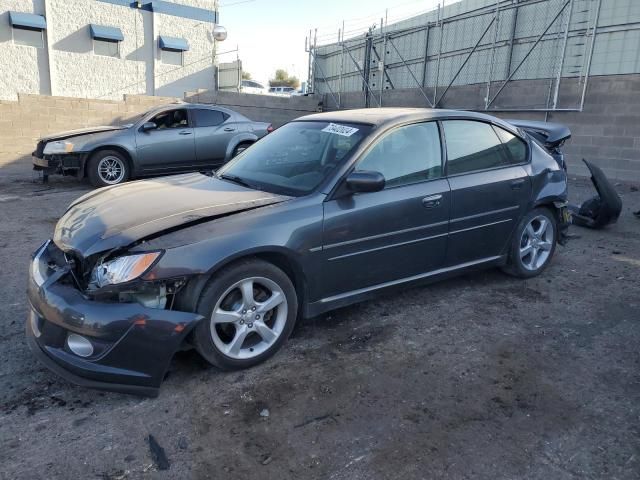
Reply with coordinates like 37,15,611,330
175,248,308,319
224,133,258,162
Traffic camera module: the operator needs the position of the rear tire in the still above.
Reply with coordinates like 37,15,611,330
232,142,252,158
192,259,298,371
87,150,130,187
502,207,558,278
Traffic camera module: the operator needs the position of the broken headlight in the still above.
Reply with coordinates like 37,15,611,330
89,251,162,288
43,141,75,155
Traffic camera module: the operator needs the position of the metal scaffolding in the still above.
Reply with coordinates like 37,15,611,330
308,0,603,112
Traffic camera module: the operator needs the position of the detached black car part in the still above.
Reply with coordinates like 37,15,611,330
27,109,571,396
568,159,622,229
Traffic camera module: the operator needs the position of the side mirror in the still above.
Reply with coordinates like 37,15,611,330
142,122,157,132
345,170,385,193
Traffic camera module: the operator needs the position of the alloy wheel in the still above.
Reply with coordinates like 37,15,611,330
519,215,554,271
209,276,288,359
97,156,125,184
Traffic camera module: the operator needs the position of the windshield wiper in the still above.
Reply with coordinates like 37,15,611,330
219,173,257,190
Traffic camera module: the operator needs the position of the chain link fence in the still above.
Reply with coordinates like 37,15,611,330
310,0,601,112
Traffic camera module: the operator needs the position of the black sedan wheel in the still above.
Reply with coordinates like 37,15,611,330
504,207,557,278
87,150,130,187
192,259,298,370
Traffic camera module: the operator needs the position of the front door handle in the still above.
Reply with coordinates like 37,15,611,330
224,127,235,132
422,194,443,209
179,130,192,135
510,178,526,189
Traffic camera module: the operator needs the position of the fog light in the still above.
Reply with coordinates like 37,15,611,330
67,334,94,357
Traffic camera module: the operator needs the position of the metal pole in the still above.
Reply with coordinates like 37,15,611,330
388,36,434,107
580,0,602,111
421,25,430,89
505,1,519,77
380,22,386,107
552,0,573,110
337,27,342,108
485,2,500,110
487,0,570,109
436,15,496,107
307,30,312,93
433,3,443,106
342,41,380,105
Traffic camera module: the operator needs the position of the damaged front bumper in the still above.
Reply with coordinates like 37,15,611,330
26,241,203,397
32,153,88,177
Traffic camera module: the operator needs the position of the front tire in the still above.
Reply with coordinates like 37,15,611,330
503,207,558,278
87,150,130,187
192,259,298,370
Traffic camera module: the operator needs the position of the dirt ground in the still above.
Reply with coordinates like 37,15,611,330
0,166,639,480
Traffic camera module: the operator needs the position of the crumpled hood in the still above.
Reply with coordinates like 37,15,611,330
40,126,128,143
54,173,290,257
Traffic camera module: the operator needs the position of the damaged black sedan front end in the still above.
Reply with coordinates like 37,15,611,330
27,174,290,396
27,241,201,397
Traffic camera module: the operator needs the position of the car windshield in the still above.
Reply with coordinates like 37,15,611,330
216,121,371,196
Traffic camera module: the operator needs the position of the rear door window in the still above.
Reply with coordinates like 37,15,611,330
443,120,509,175
194,109,229,127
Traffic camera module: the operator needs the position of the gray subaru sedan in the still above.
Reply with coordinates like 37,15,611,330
27,108,571,396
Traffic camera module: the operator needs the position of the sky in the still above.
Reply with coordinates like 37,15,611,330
217,0,450,86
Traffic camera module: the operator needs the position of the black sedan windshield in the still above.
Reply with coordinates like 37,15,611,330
217,121,371,196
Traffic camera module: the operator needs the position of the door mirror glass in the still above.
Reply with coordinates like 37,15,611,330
345,170,385,193
142,121,157,132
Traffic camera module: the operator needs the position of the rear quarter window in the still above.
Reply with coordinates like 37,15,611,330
493,126,528,164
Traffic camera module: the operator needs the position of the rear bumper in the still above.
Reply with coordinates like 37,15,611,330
26,241,203,396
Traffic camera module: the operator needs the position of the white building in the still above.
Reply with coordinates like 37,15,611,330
0,0,220,101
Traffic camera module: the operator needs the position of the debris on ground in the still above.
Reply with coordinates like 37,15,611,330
259,408,270,418
569,159,622,229
148,434,170,471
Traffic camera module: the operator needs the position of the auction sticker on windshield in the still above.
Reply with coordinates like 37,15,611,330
322,123,359,137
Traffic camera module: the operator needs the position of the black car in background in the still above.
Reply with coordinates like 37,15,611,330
27,108,570,396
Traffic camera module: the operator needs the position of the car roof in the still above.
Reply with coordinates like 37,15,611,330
297,108,520,134
143,103,248,120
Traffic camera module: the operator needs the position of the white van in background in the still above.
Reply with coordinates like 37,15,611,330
240,80,268,95
268,86,296,96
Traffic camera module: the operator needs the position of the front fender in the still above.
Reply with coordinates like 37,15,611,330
224,133,259,162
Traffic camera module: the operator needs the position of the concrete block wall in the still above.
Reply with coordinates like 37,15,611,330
184,90,323,127
326,74,640,182
0,93,176,169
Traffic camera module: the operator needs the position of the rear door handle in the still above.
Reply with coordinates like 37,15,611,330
179,131,192,135
422,194,443,209
510,179,526,189
224,127,235,132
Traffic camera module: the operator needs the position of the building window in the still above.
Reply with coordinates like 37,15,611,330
89,24,124,58
94,39,120,58
158,35,189,66
13,27,44,48
9,11,46,48
162,49,183,66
